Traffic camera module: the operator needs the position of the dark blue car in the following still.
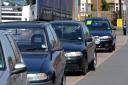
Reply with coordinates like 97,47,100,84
0,22,66,85
85,17,116,52
51,20,97,75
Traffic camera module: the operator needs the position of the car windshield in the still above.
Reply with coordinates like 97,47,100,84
6,28,47,52
85,19,111,30
52,23,83,41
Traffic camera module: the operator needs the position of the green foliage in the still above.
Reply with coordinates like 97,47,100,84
101,0,109,11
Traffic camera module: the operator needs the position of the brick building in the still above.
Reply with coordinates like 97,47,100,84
91,0,102,11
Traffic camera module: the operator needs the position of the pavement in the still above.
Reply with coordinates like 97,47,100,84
76,30,128,85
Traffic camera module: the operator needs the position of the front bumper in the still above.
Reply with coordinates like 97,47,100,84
65,56,83,72
96,39,113,49
29,80,52,85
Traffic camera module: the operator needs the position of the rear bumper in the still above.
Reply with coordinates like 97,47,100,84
96,40,113,50
65,56,83,72
29,80,52,85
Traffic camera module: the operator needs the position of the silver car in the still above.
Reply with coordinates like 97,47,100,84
0,31,28,85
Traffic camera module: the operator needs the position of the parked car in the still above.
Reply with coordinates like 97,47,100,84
0,22,66,85
85,17,116,52
51,20,97,75
0,31,28,85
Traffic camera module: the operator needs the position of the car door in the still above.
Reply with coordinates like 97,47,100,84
0,37,11,85
108,21,116,44
46,24,65,84
82,23,95,63
111,25,116,44
1,34,24,85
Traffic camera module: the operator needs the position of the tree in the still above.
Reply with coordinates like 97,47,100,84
101,0,109,11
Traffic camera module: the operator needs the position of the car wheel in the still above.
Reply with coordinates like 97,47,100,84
108,47,113,52
81,56,88,75
61,74,66,85
113,44,116,51
88,52,97,71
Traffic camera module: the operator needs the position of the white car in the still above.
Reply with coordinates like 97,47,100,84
0,31,28,85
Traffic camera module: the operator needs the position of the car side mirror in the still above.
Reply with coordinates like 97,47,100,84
11,63,27,75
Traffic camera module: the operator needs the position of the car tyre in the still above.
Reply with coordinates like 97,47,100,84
113,44,116,51
61,74,66,85
108,47,113,52
88,52,97,71
81,56,88,75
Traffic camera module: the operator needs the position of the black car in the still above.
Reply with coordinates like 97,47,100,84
85,17,116,52
0,22,66,85
51,20,97,75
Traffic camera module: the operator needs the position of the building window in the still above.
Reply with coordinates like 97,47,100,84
82,8,84,12
116,7,118,11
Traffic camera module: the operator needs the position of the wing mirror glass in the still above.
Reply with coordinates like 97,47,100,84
11,63,26,75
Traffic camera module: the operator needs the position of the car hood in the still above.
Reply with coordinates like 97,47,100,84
62,41,85,52
90,30,112,36
22,52,51,73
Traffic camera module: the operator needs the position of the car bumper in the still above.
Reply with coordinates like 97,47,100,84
96,40,113,49
65,56,83,72
29,80,52,85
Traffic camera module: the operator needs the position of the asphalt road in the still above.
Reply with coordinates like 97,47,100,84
76,32,128,85
66,30,128,85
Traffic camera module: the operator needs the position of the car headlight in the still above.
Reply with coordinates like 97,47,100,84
65,52,83,57
27,73,48,82
100,36,112,40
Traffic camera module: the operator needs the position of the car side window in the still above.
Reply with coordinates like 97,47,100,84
82,23,90,37
6,34,21,63
1,35,16,71
48,25,61,49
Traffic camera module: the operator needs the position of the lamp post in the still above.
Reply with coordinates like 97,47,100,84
119,0,122,18
96,0,99,17
86,0,88,14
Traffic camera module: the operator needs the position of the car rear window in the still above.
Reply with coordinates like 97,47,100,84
51,23,83,41
6,28,48,52
85,19,111,30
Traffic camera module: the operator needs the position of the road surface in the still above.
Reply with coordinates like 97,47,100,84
66,30,128,85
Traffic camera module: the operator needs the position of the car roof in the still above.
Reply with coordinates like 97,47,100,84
0,21,49,29
0,30,10,35
51,20,83,24
85,17,109,21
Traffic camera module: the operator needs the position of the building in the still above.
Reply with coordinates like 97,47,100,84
106,0,125,12
91,0,102,17
91,0,102,11
79,0,91,19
